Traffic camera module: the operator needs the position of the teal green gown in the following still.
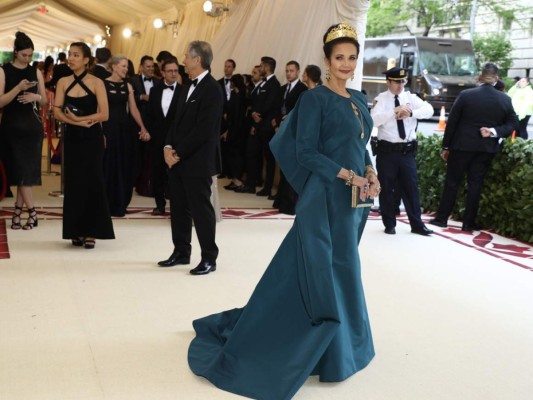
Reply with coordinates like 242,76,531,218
188,86,375,400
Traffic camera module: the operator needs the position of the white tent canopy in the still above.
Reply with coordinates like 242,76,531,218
0,0,369,87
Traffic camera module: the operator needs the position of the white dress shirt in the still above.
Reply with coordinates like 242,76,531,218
223,76,232,100
142,74,154,95
371,89,434,142
161,81,176,117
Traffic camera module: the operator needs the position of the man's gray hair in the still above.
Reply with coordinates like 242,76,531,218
189,41,213,70
479,62,499,84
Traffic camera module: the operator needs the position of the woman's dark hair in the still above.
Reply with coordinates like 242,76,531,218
322,24,360,59
305,64,322,85
127,59,135,80
14,31,34,53
231,74,246,94
44,56,54,74
70,42,94,68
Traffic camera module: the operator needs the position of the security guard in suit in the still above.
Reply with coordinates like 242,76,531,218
371,67,434,235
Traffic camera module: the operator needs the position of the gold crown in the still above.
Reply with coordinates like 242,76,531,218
325,22,358,44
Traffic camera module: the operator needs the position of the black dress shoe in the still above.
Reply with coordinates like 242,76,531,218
268,194,278,201
234,184,255,193
224,182,238,190
384,227,396,235
190,261,216,275
256,188,270,196
462,224,483,232
429,218,447,228
158,253,190,267
411,226,434,236
151,207,166,216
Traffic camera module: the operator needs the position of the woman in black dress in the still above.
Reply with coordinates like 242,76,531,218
54,42,114,249
103,55,150,217
0,32,47,230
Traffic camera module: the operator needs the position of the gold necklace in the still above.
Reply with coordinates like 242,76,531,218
351,103,365,139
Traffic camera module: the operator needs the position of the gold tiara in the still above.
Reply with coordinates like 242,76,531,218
325,22,358,44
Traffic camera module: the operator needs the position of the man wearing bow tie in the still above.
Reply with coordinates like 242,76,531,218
159,41,224,276
131,56,160,196
217,59,236,179
145,58,182,216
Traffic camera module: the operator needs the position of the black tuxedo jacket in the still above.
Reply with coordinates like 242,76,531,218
217,77,232,100
165,73,224,177
48,63,73,89
443,84,518,153
146,82,183,148
251,75,282,130
92,64,111,81
130,74,160,119
280,80,307,120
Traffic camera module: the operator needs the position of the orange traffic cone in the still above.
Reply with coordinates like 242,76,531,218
437,106,446,131
511,130,516,141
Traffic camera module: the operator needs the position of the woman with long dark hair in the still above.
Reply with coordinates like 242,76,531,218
188,22,380,399
0,32,47,230
54,42,114,249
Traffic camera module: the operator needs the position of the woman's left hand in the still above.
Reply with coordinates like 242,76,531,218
366,172,381,198
17,92,40,105
139,130,151,141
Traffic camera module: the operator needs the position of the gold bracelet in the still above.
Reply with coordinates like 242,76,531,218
365,165,376,175
345,169,356,186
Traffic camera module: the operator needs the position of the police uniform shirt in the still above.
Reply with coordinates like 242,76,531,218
371,90,434,143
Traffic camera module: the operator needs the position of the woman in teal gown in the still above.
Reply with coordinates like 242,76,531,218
188,23,381,400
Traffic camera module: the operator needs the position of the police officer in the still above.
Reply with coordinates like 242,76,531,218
371,67,434,235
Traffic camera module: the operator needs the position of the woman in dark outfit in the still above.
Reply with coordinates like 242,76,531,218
54,42,114,249
0,32,47,230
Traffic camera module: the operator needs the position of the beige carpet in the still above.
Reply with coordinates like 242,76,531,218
1,162,532,400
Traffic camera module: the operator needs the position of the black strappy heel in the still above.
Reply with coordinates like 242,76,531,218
23,207,38,230
11,204,23,230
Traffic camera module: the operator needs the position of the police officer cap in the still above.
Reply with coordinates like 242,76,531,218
383,67,407,82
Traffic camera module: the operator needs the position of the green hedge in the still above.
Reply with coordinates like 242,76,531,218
416,133,533,243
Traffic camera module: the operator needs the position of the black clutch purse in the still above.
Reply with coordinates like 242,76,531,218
63,103,85,116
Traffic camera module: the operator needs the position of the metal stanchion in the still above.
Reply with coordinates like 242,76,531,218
49,122,64,198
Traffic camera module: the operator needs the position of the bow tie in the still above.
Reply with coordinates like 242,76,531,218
262,77,267,82
164,84,174,91
224,78,230,85
191,78,198,87
143,77,152,82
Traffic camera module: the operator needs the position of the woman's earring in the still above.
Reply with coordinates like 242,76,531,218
326,69,330,81
351,72,355,81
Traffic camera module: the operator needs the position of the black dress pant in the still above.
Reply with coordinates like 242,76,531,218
244,131,261,187
376,149,424,230
436,150,495,226
168,172,218,263
518,116,530,139
258,127,276,192
151,144,168,211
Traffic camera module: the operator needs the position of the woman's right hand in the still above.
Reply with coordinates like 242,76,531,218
338,168,369,200
17,79,37,92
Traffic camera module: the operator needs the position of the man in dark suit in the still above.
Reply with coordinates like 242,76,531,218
47,52,72,90
235,56,282,196
429,63,518,231
279,61,307,120
217,59,236,179
130,56,159,196
159,41,224,276
145,58,182,215
92,47,111,80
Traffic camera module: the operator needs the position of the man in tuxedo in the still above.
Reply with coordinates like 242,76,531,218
92,47,111,80
279,61,307,120
218,59,236,102
145,58,182,215
130,55,158,117
429,63,518,231
217,59,236,179
236,57,282,196
159,41,224,276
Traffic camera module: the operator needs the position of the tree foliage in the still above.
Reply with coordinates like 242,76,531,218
367,0,518,38
473,34,514,76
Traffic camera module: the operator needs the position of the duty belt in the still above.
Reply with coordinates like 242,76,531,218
377,139,417,154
